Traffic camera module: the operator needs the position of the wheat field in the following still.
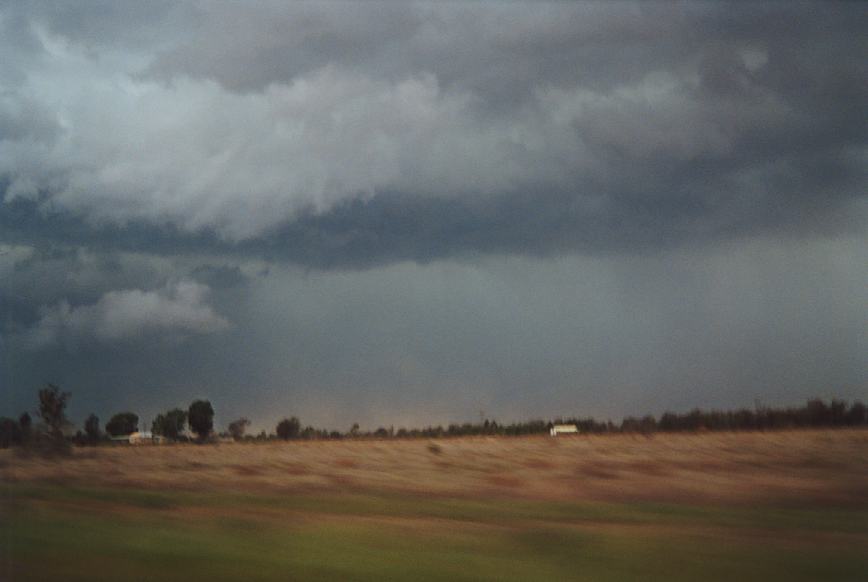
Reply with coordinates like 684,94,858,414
4,429,867,503
2,429,867,581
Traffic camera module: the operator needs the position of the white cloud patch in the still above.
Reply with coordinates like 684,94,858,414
25,279,229,348
1,29,552,240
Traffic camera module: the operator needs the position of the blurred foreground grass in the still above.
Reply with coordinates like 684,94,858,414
3,483,867,581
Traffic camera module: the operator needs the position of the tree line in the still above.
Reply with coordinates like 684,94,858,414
0,384,866,450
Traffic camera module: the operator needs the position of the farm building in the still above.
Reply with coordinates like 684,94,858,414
549,424,578,436
126,431,167,445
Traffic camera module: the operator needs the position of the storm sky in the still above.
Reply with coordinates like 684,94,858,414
2,1,866,432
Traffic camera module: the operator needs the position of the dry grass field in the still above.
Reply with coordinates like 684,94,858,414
4,429,868,504
3,429,868,581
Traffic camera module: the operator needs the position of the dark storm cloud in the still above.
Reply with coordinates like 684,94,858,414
1,2,866,428
0,1,865,257
4,0,193,51
1,179,863,273
6,243,865,430
189,264,249,290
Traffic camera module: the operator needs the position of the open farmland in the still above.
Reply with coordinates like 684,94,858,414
3,429,868,581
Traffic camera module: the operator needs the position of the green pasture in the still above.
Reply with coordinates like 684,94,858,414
2,484,866,581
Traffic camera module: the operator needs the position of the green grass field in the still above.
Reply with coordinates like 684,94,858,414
3,482,867,581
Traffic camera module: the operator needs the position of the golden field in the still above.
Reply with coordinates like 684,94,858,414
2,429,867,581
4,429,867,504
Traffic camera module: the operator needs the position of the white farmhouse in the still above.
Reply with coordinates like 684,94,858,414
549,424,578,436
127,431,166,445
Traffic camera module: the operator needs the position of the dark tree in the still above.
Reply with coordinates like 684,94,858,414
152,414,166,436
152,408,188,440
19,412,32,432
18,412,32,442
829,399,848,425
0,418,22,448
105,412,139,437
847,401,867,426
38,384,71,439
188,400,215,440
227,418,251,441
84,414,101,443
276,417,301,440
806,399,830,426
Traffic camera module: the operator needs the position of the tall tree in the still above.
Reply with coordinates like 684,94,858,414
38,384,70,439
18,412,32,441
0,418,22,448
19,412,32,432
188,400,215,440
227,418,251,441
847,401,867,426
152,409,188,440
84,414,101,443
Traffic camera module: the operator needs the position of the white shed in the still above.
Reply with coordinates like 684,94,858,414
549,424,578,436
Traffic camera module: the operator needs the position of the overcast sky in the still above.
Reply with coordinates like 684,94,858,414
2,1,866,432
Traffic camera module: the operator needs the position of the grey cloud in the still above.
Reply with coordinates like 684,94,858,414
5,237,866,429
23,279,229,349
4,67,537,239
110,240,868,429
3,1,865,432
0,238,169,319
7,0,194,52
143,3,689,97
145,2,420,92
0,230,245,341
189,264,249,289
0,93,60,143
2,180,864,276
0,1,865,257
